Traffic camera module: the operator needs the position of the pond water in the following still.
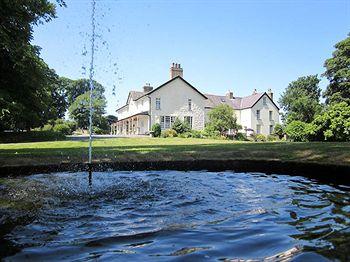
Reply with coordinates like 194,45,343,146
0,171,349,261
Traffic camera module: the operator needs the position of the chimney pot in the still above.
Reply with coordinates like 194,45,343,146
170,62,183,79
226,90,234,99
267,88,273,100
143,83,153,93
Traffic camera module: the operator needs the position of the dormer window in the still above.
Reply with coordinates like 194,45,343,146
156,98,161,110
188,99,192,111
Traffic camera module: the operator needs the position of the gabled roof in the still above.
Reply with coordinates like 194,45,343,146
205,92,279,110
134,76,207,101
129,91,145,100
116,76,207,112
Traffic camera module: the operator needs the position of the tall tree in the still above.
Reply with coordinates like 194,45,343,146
0,0,65,131
68,81,107,129
206,104,240,136
323,35,350,104
64,78,105,105
279,75,322,123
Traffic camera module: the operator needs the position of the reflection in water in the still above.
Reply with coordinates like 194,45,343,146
0,171,349,261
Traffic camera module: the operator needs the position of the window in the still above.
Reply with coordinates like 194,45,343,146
156,98,161,110
160,116,175,129
263,96,267,105
269,111,273,121
270,125,274,134
184,116,193,128
256,124,261,134
256,110,260,120
188,99,192,111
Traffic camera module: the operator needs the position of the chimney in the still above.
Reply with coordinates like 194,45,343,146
143,83,153,93
267,88,273,100
226,90,234,99
252,89,257,95
170,63,183,79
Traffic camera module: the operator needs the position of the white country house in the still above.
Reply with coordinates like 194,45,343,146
111,63,279,136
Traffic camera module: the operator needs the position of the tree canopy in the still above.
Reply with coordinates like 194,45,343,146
0,0,65,131
206,104,240,135
323,35,350,105
68,88,107,130
279,75,322,123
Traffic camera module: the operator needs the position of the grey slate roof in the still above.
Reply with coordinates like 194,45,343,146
129,91,146,101
205,93,264,110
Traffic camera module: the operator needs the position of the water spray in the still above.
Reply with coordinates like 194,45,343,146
88,0,96,179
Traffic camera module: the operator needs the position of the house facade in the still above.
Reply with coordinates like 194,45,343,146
111,63,279,136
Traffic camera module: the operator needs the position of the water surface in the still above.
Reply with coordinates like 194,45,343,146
1,171,349,261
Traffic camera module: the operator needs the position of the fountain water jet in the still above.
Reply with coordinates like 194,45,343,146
88,0,96,176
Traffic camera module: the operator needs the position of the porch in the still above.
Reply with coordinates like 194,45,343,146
111,112,150,135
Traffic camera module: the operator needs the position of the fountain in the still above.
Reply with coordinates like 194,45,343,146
88,0,96,184
0,1,349,261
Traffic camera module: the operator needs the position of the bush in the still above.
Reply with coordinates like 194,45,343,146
151,123,161,137
309,102,350,142
42,124,53,131
285,120,310,142
202,125,221,138
179,130,202,138
273,124,284,139
93,126,107,135
53,123,71,135
0,131,65,143
235,132,248,141
172,118,190,134
255,134,266,142
161,129,177,138
267,135,279,141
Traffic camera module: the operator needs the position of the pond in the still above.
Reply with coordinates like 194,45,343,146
0,171,349,261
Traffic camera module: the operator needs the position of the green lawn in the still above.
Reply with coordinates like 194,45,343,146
0,137,349,167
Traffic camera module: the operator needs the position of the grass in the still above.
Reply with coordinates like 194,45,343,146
0,137,349,167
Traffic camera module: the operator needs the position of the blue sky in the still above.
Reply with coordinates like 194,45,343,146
33,0,349,115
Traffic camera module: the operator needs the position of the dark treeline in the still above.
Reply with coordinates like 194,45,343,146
0,1,113,135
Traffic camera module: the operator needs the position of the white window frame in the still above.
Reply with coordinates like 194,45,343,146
160,116,175,130
269,110,273,121
188,99,192,111
269,125,274,135
184,116,193,129
256,110,260,120
256,124,261,134
263,96,267,105
156,98,161,110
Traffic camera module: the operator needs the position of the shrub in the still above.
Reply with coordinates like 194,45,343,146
172,118,190,134
255,134,266,142
0,131,65,143
285,120,310,142
235,132,248,141
42,124,53,131
53,123,71,135
151,123,161,137
267,135,279,141
66,121,77,133
309,102,350,141
273,123,284,139
180,130,202,138
93,126,107,135
161,129,177,138
202,124,221,138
